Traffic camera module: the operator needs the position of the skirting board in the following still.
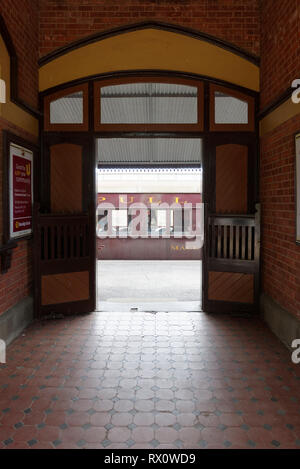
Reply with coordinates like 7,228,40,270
260,293,300,351
0,296,33,347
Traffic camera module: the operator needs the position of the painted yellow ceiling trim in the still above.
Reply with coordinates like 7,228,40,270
260,99,300,137
39,28,259,92
0,35,38,137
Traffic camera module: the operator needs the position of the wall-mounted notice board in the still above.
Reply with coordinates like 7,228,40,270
2,131,38,243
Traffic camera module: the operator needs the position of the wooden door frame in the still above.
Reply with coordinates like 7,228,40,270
202,133,260,313
38,71,259,316
204,132,259,214
35,132,96,316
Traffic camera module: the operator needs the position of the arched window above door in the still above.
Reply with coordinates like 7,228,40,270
44,83,89,131
42,76,256,134
209,84,255,131
94,78,204,132
100,83,198,124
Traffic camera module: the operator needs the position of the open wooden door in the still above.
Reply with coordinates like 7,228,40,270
202,135,260,313
34,135,95,316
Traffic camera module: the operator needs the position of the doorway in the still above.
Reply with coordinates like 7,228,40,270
95,138,203,312
37,73,259,317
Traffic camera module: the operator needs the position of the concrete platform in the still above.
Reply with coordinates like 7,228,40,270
97,260,202,312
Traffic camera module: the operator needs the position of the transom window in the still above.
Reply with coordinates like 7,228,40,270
44,83,89,131
100,82,198,124
94,78,204,132
209,84,255,131
214,91,248,124
50,91,84,124
43,77,255,132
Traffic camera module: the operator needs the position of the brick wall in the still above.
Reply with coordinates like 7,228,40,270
260,0,300,110
1,1,299,321
260,115,300,320
0,1,38,316
39,0,260,58
260,0,300,319
0,119,36,316
0,0,39,109
0,239,32,315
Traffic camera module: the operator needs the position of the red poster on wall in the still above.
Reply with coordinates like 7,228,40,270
9,143,33,239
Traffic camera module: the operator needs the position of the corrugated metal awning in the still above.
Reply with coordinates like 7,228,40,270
97,138,203,165
100,83,198,124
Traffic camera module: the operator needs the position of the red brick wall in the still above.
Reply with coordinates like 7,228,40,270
260,1,300,319
2,1,299,322
0,239,32,315
0,0,39,109
260,0,300,110
0,1,38,316
0,119,36,316
39,0,260,58
260,115,300,320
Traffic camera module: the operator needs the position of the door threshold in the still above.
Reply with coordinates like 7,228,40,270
96,300,202,312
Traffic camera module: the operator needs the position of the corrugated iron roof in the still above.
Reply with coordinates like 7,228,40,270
97,138,203,164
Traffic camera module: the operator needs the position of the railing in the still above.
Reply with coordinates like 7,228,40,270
208,215,255,261
39,214,90,261
34,207,92,277
33,204,95,316
207,207,260,273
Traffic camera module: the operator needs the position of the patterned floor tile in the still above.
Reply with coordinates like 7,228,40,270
0,311,299,449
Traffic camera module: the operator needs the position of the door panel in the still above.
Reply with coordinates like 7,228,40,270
50,143,83,213
41,271,90,305
34,135,95,316
216,144,248,213
203,208,260,313
208,271,254,303
203,135,260,313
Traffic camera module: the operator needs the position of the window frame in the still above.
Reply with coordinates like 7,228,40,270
43,83,89,131
94,77,204,132
209,84,255,132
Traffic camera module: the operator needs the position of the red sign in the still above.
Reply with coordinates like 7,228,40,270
10,144,33,238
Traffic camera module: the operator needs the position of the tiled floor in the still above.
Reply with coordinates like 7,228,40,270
0,311,300,449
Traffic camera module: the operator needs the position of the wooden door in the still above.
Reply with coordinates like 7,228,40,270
34,135,95,316
202,135,260,313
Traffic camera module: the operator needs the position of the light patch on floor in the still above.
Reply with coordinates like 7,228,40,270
97,260,202,312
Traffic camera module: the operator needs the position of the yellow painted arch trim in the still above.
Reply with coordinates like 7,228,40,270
0,34,38,137
260,99,300,136
39,28,259,92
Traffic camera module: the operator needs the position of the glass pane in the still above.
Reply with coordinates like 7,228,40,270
97,138,203,164
157,210,167,227
150,209,174,236
112,210,127,227
50,91,83,124
214,91,248,124
100,83,198,124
